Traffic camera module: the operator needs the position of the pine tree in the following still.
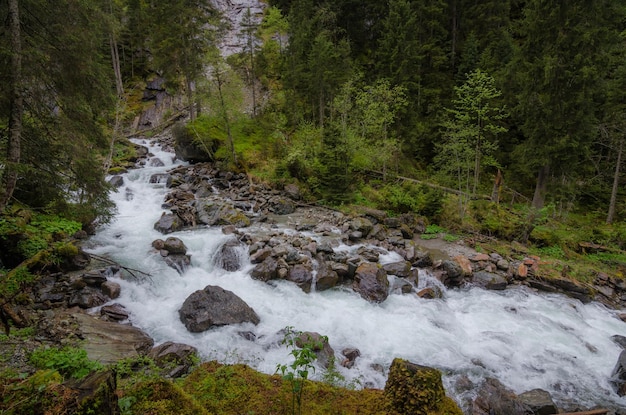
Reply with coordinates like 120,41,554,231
509,0,614,209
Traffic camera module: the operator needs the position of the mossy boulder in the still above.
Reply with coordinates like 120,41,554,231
384,358,462,415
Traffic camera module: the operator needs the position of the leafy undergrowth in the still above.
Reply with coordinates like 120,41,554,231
118,361,462,415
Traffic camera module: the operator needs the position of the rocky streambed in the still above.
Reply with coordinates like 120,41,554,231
11,132,626,414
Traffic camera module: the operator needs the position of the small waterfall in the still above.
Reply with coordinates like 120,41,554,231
88,138,626,411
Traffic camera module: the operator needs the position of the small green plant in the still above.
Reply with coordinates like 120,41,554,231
29,346,102,380
276,327,324,415
443,233,460,242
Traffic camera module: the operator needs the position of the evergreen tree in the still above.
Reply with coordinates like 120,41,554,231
147,0,223,120
509,0,615,209
0,0,116,223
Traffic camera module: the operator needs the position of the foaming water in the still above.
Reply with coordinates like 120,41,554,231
88,140,626,410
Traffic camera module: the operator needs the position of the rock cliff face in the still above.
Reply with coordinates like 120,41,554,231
211,0,266,56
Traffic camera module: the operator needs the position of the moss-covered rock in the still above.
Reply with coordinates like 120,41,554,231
384,358,462,415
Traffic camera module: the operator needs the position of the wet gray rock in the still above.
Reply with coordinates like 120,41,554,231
353,262,389,303
154,212,183,234
472,271,508,291
163,236,187,255
164,254,191,274
217,240,244,272
612,334,626,349
611,349,626,396
196,199,251,228
315,257,339,291
287,263,314,293
349,217,373,236
251,256,278,282
178,285,260,332
383,261,412,278
268,196,296,215
108,175,124,188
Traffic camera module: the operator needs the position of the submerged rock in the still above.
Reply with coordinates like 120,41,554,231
178,285,260,332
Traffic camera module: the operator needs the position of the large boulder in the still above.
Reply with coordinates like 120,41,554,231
178,285,260,332
384,358,462,415
353,262,389,303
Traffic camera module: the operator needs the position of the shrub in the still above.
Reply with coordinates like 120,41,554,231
29,346,102,380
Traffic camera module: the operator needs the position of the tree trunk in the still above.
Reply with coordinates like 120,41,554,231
186,76,196,121
607,138,623,224
1,0,24,211
110,34,124,97
532,164,550,209
491,169,502,203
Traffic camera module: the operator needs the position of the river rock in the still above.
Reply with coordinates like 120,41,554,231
349,217,373,235
217,240,244,271
383,261,412,278
267,196,296,215
163,236,187,254
287,263,314,293
108,175,124,188
101,281,121,299
154,212,183,234
611,349,626,396
315,257,339,291
196,199,251,228
518,389,557,415
341,348,360,369
472,271,508,290
81,270,107,287
164,254,191,273
69,287,108,309
251,256,278,281
295,331,335,369
148,341,198,378
353,262,389,303
612,334,626,349
100,303,129,321
73,312,154,364
472,377,531,415
178,285,260,332
441,260,465,287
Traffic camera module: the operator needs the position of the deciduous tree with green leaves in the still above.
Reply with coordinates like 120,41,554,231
436,69,507,209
